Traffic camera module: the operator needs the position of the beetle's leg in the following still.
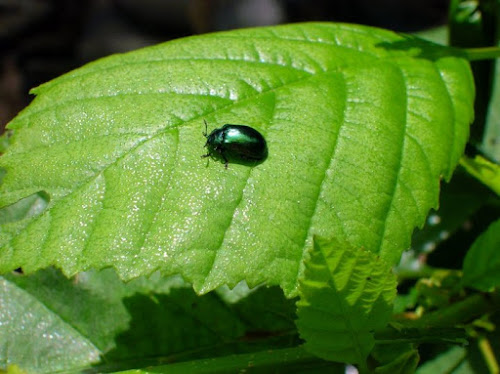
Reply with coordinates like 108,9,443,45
201,151,211,161
201,152,210,167
223,155,229,169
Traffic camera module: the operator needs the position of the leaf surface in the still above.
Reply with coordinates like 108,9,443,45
0,274,102,373
0,23,474,295
416,346,467,374
483,54,500,162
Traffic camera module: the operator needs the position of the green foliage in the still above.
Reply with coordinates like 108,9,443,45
416,346,468,373
371,344,419,374
0,268,300,373
462,219,500,291
114,347,343,374
460,155,500,195
2,18,499,373
409,170,494,256
0,23,473,298
483,55,500,161
296,237,396,365
449,0,499,145
0,273,101,372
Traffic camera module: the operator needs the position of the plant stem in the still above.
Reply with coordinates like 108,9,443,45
394,265,453,282
478,336,500,374
375,327,467,345
411,292,500,328
377,292,500,344
463,46,500,61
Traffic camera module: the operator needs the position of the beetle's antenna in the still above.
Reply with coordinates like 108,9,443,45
203,119,208,137
202,120,210,167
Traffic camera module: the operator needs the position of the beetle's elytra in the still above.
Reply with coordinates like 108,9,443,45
202,120,268,168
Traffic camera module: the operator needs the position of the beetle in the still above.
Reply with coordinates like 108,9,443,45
202,120,268,168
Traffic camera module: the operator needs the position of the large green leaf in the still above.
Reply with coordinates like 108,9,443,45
0,23,474,296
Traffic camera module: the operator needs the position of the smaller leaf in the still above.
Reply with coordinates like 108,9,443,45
462,218,500,291
371,343,419,374
413,26,447,45
416,346,467,374
483,49,500,162
460,155,500,195
0,274,101,373
296,237,397,365
393,288,418,314
113,347,340,374
409,170,492,255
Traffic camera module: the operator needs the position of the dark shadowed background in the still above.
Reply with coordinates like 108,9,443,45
0,0,449,131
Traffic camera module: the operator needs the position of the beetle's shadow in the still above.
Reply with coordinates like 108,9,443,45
203,151,268,169
375,35,466,61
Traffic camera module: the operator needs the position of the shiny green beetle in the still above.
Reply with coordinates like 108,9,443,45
202,120,268,168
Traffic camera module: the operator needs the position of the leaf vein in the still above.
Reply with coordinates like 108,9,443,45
376,68,408,259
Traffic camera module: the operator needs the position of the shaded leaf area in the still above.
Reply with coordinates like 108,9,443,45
0,268,300,373
0,192,49,225
462,218,500,291
464,312,500,374
115,347,343,374
416,334,500,374
296,237,397,365
410,170,494,255
399,169,499,284
460,155,500,195
416,346,468,373
0,131,12,154
393,288,419,314
483,53,500,162
0,275,100,373
0,193,50,258
0,23,474,295
106,288,299,366
370,344,419,374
